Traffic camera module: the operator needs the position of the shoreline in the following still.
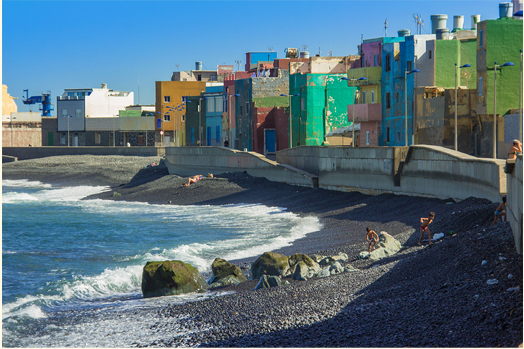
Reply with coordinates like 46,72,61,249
3,155,522,347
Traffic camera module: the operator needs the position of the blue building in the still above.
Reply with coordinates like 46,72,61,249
380,34,436,146
203,85,225,146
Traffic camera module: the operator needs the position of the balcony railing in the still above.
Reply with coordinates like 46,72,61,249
347,103,382,122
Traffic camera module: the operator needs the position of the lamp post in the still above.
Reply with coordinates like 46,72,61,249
341,77,367,147
404,69,420,146
519,48,522,143
454,63,471,151
493,61,515,158
68,115,71,147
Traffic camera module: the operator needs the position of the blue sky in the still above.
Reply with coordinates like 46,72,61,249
3,0,502,113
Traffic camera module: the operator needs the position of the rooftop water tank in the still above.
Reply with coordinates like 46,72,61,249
398,29,411,37
300,51,310,59
436,28,450,40
195,61,203,71
471,14,481,30
499,2,513,18
453,15,464,30
431,14,448,34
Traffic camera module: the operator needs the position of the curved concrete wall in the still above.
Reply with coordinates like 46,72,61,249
164,146,317,188
1,146,164,160
506,156,522,254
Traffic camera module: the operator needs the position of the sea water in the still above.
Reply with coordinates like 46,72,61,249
2,179,322,347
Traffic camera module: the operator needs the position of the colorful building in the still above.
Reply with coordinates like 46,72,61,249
288,56,359,147
476,16,523,157
155,81,206,146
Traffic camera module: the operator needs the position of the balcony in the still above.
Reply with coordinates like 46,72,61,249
347,103,382,122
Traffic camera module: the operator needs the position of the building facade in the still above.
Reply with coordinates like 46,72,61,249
56,84,134,146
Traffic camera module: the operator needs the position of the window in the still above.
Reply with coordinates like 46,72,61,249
386,92,391,109
211,75,217,81
429,50,432,59
362,91,367,104
479,30,483,48
385,54,391,72
197,75,202,81
164,114,170,122
371,90,375,104
190,127,195,143
164,96,171,103
397,92,400,103
387,127,390,142
478,77,483,96
240,105,243,115
76,109,81,117
374,54,378,67
216,126,220,143
366,131,370,145
60,134,66,145
216,96,223,113
407,61,412,72
207,97,215,113
95,131,101,144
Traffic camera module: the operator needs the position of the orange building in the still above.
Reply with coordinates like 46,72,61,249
155,81,206,146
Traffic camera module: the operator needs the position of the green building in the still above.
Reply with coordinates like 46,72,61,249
289,71,358,146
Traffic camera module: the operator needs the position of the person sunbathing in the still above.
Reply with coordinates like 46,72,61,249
181,175,203,187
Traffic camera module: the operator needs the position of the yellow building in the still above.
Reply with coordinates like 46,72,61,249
2,84,18,117
155,81,206,146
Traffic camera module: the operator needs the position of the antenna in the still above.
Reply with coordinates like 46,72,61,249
235,60,241,72
138,75,140,105
413,13,424,35
385,18,388,37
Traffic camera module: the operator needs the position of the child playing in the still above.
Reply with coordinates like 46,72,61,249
419,212,435,246
491,196,507,226
366,227,379,253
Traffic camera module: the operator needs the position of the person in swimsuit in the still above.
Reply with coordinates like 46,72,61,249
366,227,379,253
508,140,522,160
181,175,203,187
491,196,507,226
418,212,435,246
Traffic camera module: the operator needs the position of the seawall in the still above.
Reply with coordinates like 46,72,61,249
505,156,523,254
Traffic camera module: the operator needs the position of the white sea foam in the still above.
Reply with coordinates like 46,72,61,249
2,181,110,203
2,179,52,188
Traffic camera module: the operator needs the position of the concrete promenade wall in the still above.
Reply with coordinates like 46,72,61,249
1,146,165,160
278,145,506,203
506,156,523,254
164,147,317,188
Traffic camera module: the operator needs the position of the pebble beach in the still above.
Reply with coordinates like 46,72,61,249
2,155,523,347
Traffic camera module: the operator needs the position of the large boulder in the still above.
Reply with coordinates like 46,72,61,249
141,260,208,298
254,275,282,290
368,232,402,261
250,252,290,279
208,258,246,288
289,253,320,280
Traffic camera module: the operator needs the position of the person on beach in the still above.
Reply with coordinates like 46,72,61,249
419,212,435,246
366,227,378,253
491,196,507,226
508,140,522,160
181,175,203,187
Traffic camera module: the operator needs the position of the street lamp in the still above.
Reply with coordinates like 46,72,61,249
341,77,367,147
229,93,240,148
280,93,301,148
454,63,471,151
519,49,522,143
493,61,515,158
404,69,420,146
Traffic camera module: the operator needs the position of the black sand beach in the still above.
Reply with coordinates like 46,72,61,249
2,155,523,347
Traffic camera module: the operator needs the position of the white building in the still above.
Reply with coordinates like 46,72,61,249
56,83,134,146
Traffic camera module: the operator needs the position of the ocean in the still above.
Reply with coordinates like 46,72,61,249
2,179,322,347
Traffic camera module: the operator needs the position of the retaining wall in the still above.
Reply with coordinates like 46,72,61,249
278,145,505,203
506,156,523,254
164,146,317,188
1,146,165,160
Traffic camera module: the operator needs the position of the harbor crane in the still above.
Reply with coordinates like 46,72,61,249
22,89,54,116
